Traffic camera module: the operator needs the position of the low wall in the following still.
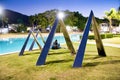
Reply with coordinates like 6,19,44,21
0,28,9,34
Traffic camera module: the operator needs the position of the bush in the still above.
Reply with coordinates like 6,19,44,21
113,34,120,37
87,34,105,39
105,33,113,38
88,35,94,39
86,33,113,40
100,34,106,39
17,24,27,33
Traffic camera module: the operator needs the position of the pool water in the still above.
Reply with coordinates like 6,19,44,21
0,34,80,55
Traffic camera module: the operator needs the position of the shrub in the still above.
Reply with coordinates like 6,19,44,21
105,33,113,38
88,35,94,39
100,34,105,39
17,24,27,33
86,33,113,40
113,34,120,37
87,34,105,39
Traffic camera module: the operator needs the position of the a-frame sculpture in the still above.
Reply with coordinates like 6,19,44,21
73,10,106,68
36,17,76,65
19,30,43,56
29,30,45,51
29,31,39,51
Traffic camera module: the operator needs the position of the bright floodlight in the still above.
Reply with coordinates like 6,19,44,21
0,6,3,15
57,11,65,19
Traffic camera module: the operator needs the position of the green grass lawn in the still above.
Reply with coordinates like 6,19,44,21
0,43,120,80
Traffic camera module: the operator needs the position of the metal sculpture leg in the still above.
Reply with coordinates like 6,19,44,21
92,14,106,56
29,31,39,51
31,31,42,50
19,31,31,56
39,31,45,44
59,20,76,55
36,18,59,65
73,11,93,67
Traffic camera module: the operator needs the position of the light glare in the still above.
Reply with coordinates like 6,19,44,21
57,12,65,19
0,6,3,15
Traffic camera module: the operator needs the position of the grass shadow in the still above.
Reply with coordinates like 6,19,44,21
23,51,41,56
92,56,103,59
22,48,69,56
46,59,73,64
84,55,101,60
48,51,69,55
83,62,100,67
86,50,97,53
83,59,120,67
101,60,120,64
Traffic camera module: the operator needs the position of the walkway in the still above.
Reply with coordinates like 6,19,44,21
87,41,120,48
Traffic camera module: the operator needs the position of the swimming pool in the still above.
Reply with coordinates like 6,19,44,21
0,34,80,55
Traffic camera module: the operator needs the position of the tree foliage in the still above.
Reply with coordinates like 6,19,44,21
17,24,27,32
104,8,120,27
104,8,120,32
29,9,103,31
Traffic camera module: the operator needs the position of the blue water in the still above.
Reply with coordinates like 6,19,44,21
0,34,80,55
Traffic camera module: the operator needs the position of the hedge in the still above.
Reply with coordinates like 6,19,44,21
113,34,120,37
81,33,113,40
105,33,113,38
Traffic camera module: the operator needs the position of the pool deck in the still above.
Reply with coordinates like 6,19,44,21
0,32,80,38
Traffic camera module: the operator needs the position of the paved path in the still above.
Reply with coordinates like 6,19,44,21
87,41,120,48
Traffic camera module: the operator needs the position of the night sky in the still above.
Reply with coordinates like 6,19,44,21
0,0,119,18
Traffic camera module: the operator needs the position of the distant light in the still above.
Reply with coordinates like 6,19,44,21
0,6,3,15
57,11,65,19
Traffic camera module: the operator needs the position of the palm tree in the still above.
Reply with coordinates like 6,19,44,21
118,6,120,12
104,8,116,32
117,6,120,23
118,6,120,26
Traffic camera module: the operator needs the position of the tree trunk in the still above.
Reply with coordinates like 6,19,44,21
109,18,113,33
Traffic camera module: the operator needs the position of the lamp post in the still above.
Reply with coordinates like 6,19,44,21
0,6,3,33
0,6,3,28
0,6,3,15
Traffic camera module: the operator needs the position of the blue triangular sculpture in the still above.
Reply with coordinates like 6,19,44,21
29,31,39,51
19,31,32,56
73,11,106,68
36,18,59,65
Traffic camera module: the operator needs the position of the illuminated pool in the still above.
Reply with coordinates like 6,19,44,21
0,34,80,55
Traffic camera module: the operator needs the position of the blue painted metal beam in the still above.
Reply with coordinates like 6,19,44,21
29,31,39,51
73,11,93,67
36,18,59,65
19,31,31,56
